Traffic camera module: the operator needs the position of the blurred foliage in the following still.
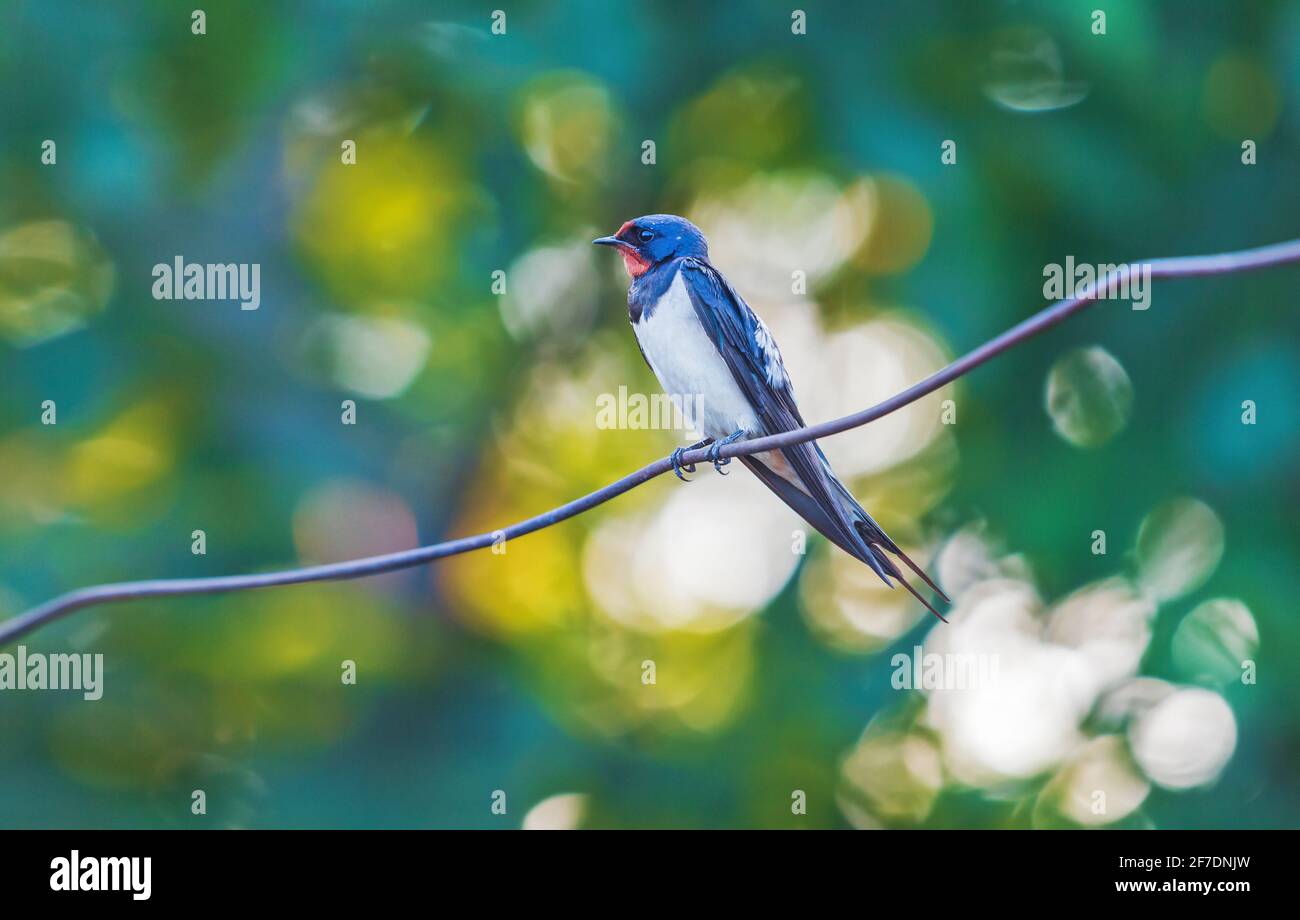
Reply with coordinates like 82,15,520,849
1,0,1298,828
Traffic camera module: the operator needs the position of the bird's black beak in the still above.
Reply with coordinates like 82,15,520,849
593,235,629,249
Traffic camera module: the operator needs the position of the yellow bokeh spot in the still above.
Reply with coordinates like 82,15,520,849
443,514,586,637
1203,52,1280,139
0,219,115,346
851,175,933,275
219,595,342,680
168,586,405,685
672,65,807,164
518,72,617,183
65,404,174,505
293,140,465,303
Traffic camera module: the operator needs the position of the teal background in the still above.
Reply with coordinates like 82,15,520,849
1,0,1297,828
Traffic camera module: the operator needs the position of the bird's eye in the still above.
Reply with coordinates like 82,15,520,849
638,229,655,242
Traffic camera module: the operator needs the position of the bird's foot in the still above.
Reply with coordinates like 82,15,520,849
707,430,746,474
671,438,712,482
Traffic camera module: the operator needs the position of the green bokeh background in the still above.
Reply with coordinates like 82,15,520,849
1,0,1297,828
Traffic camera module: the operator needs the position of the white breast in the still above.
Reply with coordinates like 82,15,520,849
633,270,759,440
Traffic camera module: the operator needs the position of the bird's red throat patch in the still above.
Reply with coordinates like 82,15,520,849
620,248,651,278
613,221,651,277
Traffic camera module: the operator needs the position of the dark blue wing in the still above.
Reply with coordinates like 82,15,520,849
677,257,877,566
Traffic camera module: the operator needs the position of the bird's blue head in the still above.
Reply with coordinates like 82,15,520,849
593,214,708,278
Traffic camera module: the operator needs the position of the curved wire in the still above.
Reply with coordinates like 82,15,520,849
3,237,1299,646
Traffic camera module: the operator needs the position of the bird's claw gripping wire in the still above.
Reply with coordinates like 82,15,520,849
671,438,711,481
707,430,746,475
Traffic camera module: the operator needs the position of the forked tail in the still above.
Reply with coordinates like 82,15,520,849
854,521,949,623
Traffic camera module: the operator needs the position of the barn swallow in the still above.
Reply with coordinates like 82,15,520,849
595,214,949,620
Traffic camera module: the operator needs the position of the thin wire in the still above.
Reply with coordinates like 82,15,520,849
3,237,1299,647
